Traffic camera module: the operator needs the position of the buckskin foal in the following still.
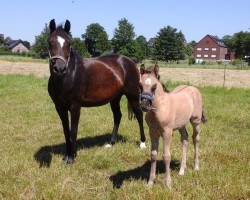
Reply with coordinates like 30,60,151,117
47,19,146,164
139,65,206,188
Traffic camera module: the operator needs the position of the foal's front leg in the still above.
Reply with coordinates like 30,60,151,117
148,133,159,186
163,129,173,188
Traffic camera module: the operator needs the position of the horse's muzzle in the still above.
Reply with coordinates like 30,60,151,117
53,65,67,75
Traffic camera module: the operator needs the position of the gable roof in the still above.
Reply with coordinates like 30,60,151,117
208,35,227,48
5,39,28,49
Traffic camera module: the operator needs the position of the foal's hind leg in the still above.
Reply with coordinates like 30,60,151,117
106,95,122,147
178,126,188,175
192,123,200,171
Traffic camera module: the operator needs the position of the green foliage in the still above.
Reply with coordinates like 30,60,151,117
71,37,90,57
223,31,250,59
112,18,135,54
32,23,49,59
82,23,110,55
188,57,196,65
153,26,186,62
0,74,249,199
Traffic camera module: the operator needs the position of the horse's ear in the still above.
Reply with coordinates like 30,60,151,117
49,19,56,33
140,64,145,75
64,20,71,34
154,65,159,77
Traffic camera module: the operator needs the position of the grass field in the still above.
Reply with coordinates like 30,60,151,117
0,74,249,199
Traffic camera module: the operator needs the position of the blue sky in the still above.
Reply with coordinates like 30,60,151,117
1,0,249,44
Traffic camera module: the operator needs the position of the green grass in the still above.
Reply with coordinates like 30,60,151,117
0,74,249,199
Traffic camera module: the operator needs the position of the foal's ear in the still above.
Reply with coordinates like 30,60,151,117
49,19,56,33
64,20,71,34
154,65,159,77
140,64,146,75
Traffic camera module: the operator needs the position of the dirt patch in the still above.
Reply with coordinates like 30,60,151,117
0,60,250,88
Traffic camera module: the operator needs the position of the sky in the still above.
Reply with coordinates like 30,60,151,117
1,0,249,45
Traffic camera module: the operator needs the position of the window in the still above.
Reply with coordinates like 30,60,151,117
197,48,202,51
211,55,216,58
204,54,208,58
212,48,217,51
197,54,201,58
206,41,209,44
204,48,209,51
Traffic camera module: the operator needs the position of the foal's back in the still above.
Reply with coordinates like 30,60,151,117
169,85,203,128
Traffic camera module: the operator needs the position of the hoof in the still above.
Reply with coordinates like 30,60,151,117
147,180,154,187
178,169,185,176
62,155,74,164
140,142,146,149
105,144,112,148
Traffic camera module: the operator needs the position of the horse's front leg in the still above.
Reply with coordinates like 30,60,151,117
163,129,173,188
148,133,159,186
67,104,81,164
55,105,71,163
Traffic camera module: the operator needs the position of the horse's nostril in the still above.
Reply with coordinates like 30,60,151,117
53,66,59,73
61,67,66,73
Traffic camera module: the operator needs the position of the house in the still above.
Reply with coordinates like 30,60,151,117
193,34,234,62
148,38,156,49
5,39,29,53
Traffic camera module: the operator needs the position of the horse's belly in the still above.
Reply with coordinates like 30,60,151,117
81,85,122,106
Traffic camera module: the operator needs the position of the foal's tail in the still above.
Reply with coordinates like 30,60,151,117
201,110,207,123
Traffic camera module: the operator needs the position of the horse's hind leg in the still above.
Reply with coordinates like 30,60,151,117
127,96,146,148
192,123,200,171
106,95,122,147
178,126,188,175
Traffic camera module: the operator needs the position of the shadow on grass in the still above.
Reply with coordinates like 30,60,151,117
109,159,180,189
34,133,125,167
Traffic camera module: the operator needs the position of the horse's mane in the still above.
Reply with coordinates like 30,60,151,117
55,25,70,39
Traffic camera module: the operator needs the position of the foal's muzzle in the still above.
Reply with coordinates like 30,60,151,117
140,92,154,112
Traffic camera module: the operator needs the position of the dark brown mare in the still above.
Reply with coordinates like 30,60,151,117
47,19,146,164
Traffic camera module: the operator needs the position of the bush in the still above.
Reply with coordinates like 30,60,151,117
188,57,195,65
201,61,206,65
217,61,222,65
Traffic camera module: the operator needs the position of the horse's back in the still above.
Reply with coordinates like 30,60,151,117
80,54,140,105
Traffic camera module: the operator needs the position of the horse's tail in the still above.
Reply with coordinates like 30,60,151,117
128,101,135,120
201,110,207,123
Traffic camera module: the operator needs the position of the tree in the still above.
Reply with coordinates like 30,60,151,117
82,23,110,56
32,23,49,59
184,40,196,58
71,37,90,57
224,31,250,59
112,18,136,55
153,26,186,62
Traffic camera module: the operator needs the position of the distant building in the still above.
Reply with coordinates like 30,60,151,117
193,34,234,62
5,39,29,53
148,38,156,49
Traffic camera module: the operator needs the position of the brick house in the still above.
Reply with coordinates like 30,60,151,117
5,39,29,53
193,34,234,62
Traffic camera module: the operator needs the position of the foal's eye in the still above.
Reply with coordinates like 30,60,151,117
151,84,157,93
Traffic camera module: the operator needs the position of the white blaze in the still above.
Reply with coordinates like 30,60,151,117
145,78,152,85
57,36,65,48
